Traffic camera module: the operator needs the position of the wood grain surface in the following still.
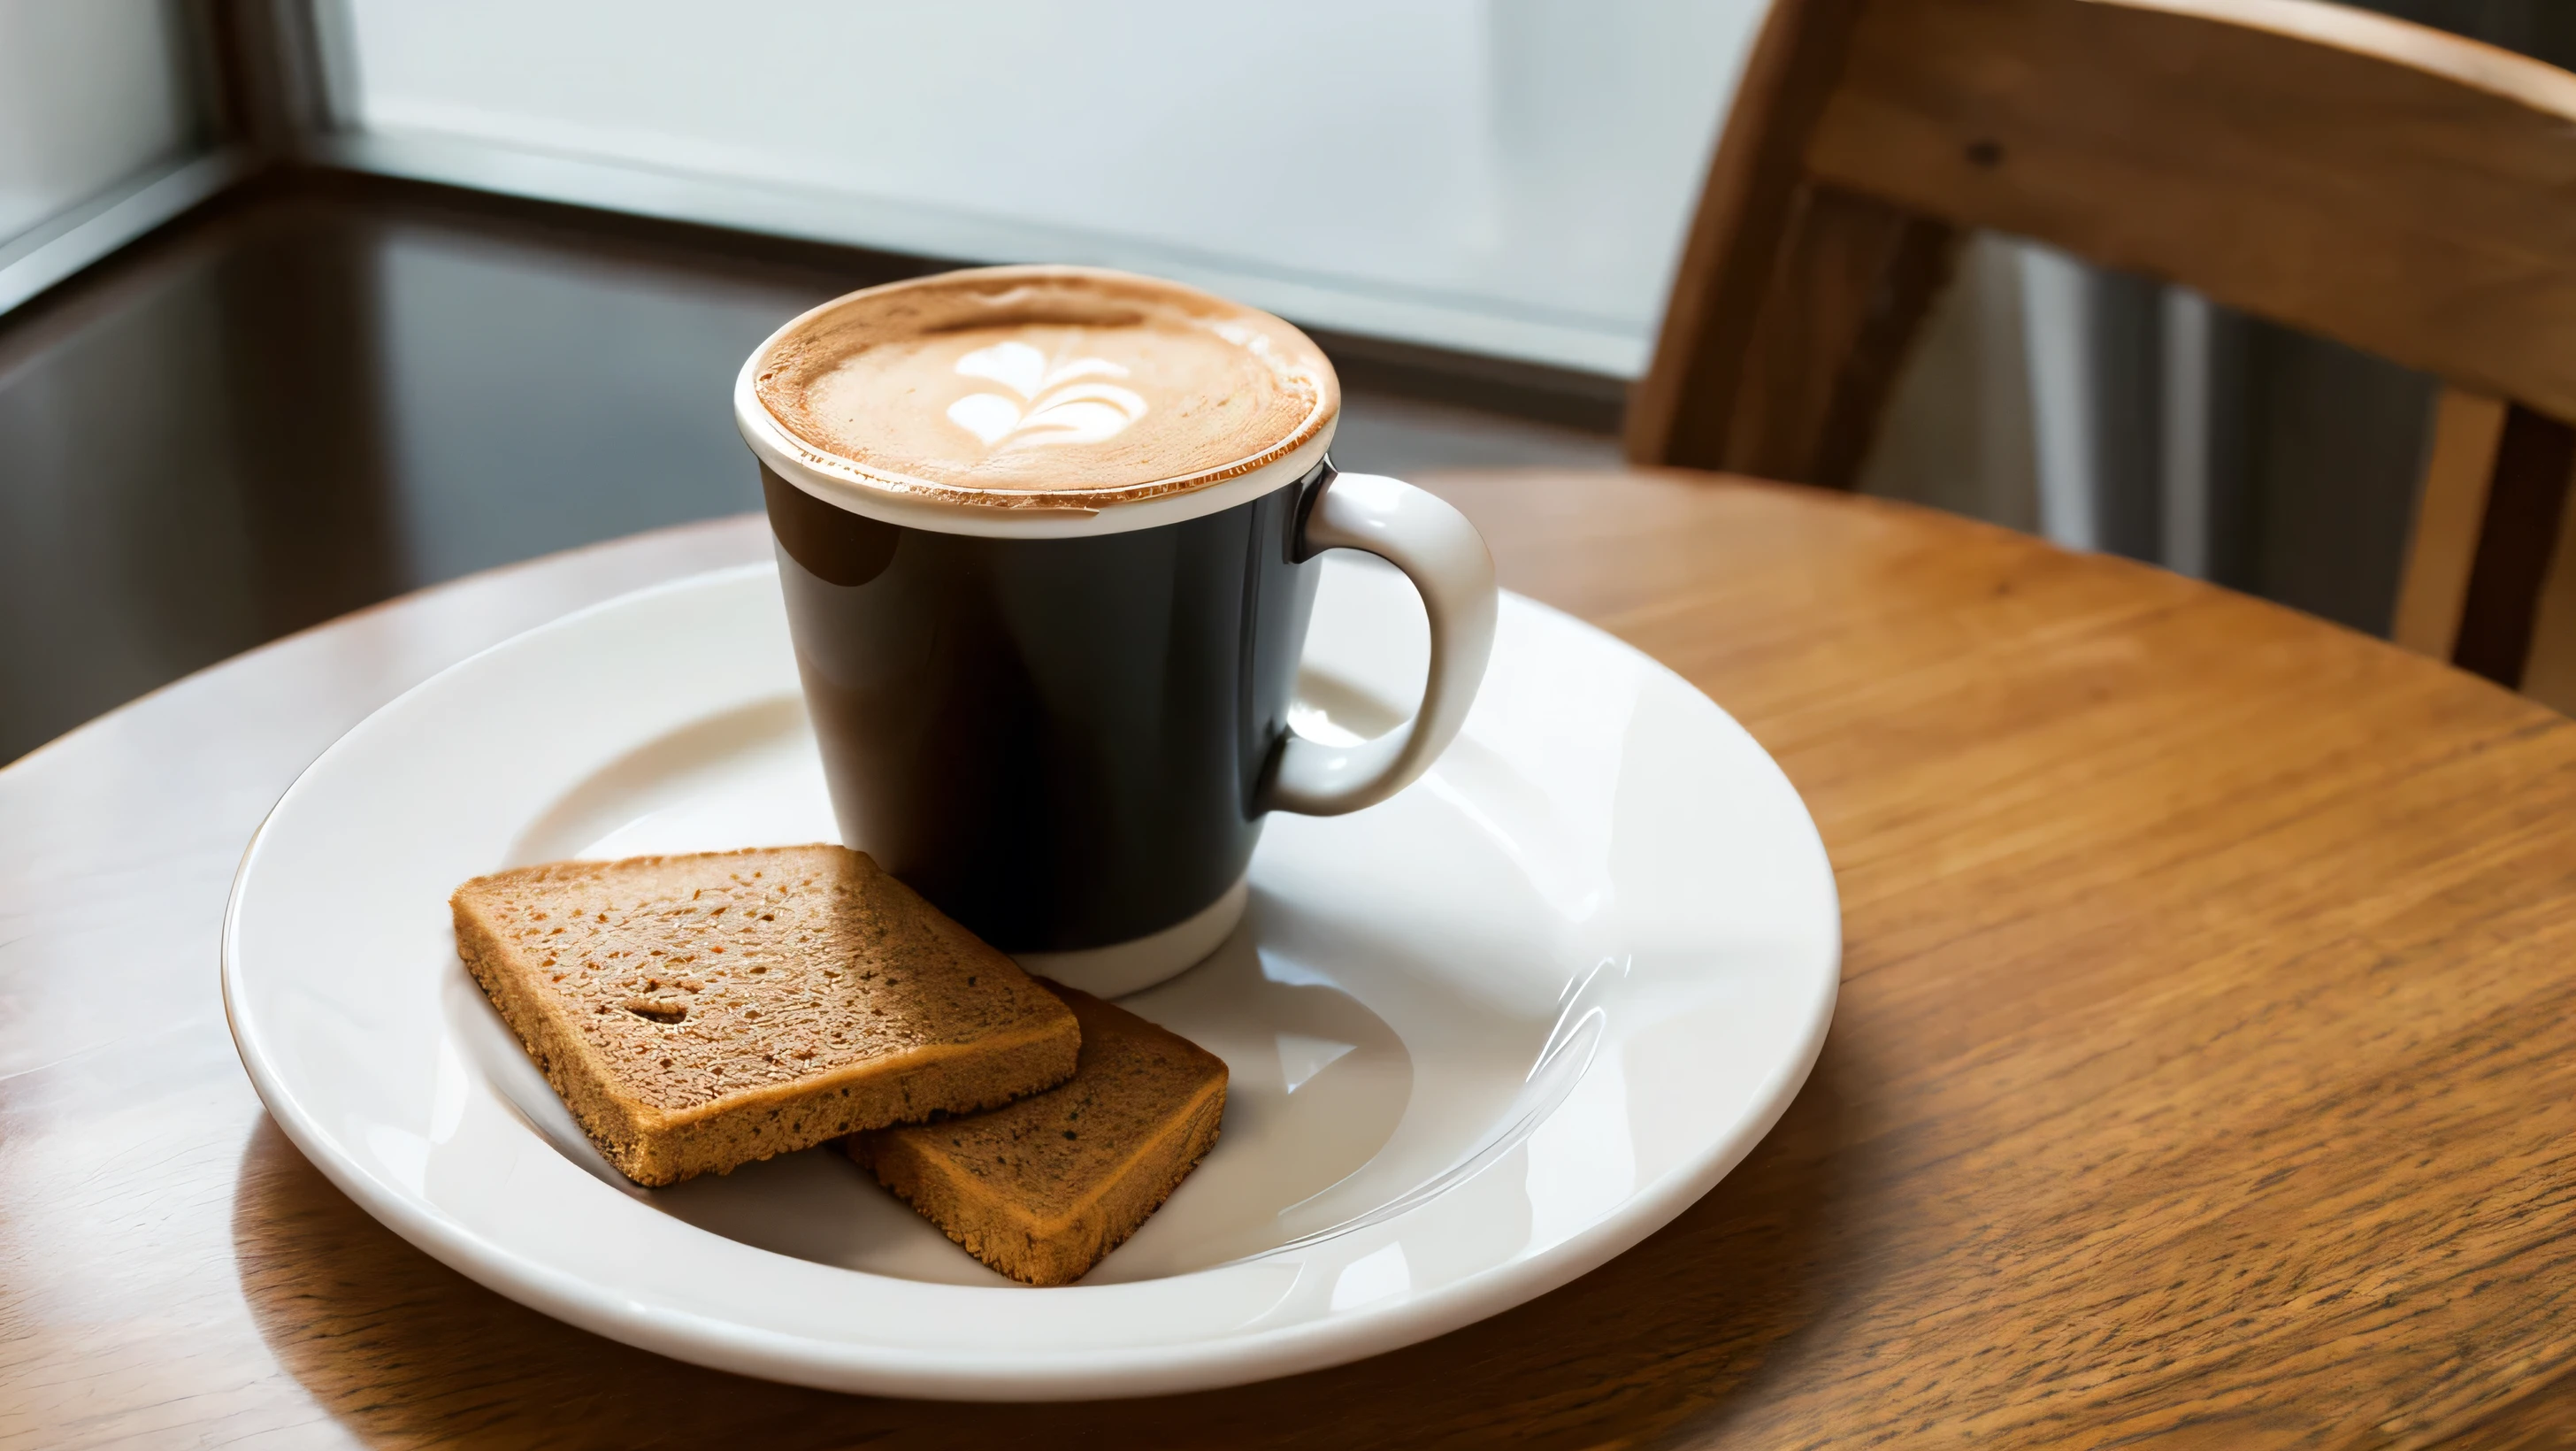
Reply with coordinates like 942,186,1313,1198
1806,0,2576,425
2454,407,2576,692
1622,0,1868,472
1714,180,1958,488
2396,388,2511,664
6,472,2576,1449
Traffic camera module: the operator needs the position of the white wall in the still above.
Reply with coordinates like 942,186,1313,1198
327,0,1762,373
0,0,199,246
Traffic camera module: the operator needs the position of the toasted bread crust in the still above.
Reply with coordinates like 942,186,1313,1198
451,845,1078,1186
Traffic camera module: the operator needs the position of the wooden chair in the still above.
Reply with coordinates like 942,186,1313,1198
1626,0,2576,697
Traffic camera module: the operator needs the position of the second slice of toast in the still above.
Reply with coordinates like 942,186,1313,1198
451,844,1078,1186
852,982,1227,1286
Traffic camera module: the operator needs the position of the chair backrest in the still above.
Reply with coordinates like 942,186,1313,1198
1630,0,2576,691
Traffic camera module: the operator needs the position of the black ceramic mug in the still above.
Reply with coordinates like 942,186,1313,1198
735,267,1496,994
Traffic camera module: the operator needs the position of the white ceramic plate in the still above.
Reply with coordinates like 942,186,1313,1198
222,557,1838,1400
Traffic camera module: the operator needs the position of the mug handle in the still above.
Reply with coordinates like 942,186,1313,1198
1263,469,1499,817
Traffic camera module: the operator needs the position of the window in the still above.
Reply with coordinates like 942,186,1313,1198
317,0,1760,374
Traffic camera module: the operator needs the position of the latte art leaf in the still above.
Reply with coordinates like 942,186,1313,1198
945,341,1148,451
944,393,1027,448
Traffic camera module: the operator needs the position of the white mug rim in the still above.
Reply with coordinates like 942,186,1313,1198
733,265,1339,541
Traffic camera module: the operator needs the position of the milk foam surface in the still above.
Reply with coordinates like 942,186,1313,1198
754,268,1338,506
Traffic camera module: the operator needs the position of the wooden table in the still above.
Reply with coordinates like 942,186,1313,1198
6,471,2572,1450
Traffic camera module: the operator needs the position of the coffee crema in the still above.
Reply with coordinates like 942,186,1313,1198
753,267,1338,509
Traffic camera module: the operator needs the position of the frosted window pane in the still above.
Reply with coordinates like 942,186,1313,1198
330,0,1760,372
0,0,200,245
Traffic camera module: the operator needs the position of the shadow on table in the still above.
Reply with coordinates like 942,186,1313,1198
231,1044,1861,1450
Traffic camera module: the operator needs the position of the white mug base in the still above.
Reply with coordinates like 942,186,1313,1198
1012,875,1250,998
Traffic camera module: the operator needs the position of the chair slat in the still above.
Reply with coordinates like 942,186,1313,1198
1806,0,2576,422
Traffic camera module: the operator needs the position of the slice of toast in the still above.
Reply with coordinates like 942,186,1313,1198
851,982,1227,1286
451,844,1078,1186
